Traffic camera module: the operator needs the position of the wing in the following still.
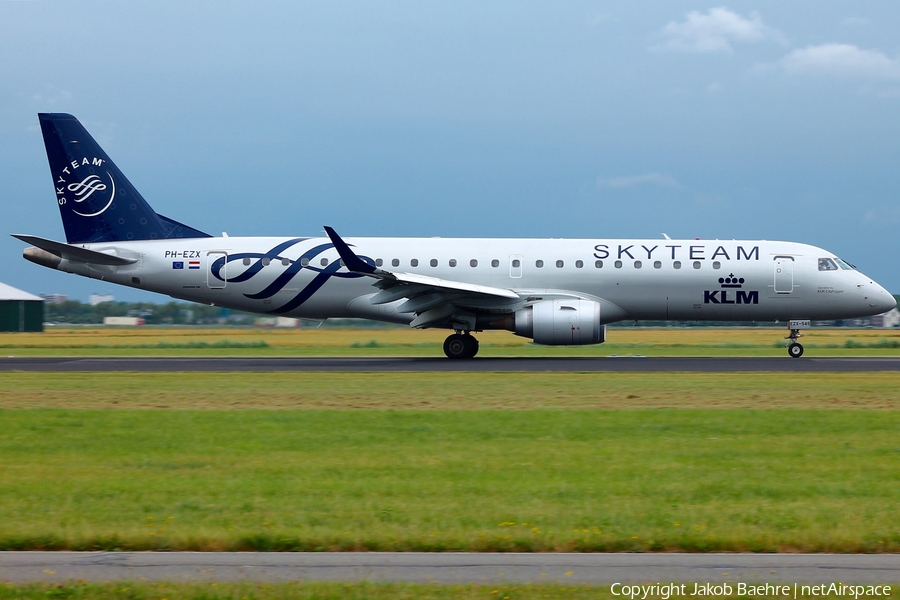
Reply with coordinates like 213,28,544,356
325,226,524,329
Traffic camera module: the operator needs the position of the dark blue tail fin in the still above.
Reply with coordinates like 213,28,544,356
38,113,210,243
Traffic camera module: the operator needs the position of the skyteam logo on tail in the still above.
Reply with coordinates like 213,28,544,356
55,157,116,217
704,274,759,305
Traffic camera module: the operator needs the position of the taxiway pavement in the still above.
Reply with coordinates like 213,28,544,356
2,552,899,584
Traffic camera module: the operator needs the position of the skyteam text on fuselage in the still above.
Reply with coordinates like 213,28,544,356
15,113,896,358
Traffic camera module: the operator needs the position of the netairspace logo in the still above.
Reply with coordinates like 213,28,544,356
610,582,892,599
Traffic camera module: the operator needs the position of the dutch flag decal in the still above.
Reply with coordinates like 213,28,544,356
188,260,200,270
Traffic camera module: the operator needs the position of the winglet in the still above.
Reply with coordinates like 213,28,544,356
323,226,379,275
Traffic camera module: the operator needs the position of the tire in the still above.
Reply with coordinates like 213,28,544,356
466,336,480,358
788,342,804,358
444,334,479,359
444,334,469,359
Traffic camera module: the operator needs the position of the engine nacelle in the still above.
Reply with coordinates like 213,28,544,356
514,299,606,345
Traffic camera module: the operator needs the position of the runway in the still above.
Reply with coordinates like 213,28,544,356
1,356,899,372
2,552,898,584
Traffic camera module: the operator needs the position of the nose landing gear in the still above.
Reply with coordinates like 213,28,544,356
443,332,479,359
786,329,804,358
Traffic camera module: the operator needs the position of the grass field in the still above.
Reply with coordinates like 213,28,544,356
1,326,899,357
2,372,900,410
2,582,890,600
2,371,900,553
1,327,899,562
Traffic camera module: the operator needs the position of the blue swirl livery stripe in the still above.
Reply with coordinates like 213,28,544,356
208,239,374,315
269,260,348,314
210,238,307,283
244,243,335,300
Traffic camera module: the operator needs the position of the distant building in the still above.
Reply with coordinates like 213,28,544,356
871,308,900,328
254,316,301,328
40,293,68,304
89,293,115,306
103,316,145,326
0,282,44,332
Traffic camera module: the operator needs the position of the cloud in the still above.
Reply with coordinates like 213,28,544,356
779,44,900,80
597,173,681,189
654,7,780,53
841,17,869,27
864,206,900,225
32,87,73,105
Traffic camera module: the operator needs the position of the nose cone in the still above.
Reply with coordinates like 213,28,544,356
883,287,898,311
867,280,896,313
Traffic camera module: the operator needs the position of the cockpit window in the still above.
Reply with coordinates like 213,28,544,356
818,258,838,271
835,257,857,270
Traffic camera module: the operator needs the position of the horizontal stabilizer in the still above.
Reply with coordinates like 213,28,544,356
12,234,138,266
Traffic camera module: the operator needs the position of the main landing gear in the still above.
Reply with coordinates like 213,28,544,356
443,332,479,359
786,329,804,359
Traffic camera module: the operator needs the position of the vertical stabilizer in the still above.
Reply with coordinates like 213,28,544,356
38,113,209,243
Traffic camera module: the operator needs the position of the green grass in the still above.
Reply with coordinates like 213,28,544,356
0,582,679,600
3,582,893,600
2,408,899,552
3,372,900,410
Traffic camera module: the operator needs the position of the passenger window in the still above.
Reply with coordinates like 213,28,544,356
512,259,520,268
430,259,438,267
470,259,478,267
491,259,500,267
282,258,290,266
376,258,384,267
712,261,721,269
634,261,642,269
575,260,583,268
262,258,271,266
615,260,623,268
243,258,251,266
535,260,544,268
653,261,661,269
673,261,682,269
300,257,310,267
595,260,603,268
320,258,328,266
818,258,838,271
392,258,399,267
556,260,564,268
410,259,419,267
693,261,701,269
449,259,457,267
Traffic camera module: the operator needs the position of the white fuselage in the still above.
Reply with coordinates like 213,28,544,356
55,235,894,326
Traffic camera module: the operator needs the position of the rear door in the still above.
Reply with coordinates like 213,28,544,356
207,251,227,289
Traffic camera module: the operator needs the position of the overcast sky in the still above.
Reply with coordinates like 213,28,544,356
1,1,898,301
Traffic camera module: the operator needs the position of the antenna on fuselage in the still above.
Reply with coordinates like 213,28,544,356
662,233,671,240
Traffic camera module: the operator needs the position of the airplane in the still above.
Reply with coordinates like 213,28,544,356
14,113,897,358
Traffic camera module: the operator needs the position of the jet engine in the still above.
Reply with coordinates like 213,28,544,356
514,299,606,345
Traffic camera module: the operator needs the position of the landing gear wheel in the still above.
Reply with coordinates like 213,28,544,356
443,333,479,359
784,327,805,359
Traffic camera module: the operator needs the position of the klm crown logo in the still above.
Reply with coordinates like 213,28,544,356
719,274,744,288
